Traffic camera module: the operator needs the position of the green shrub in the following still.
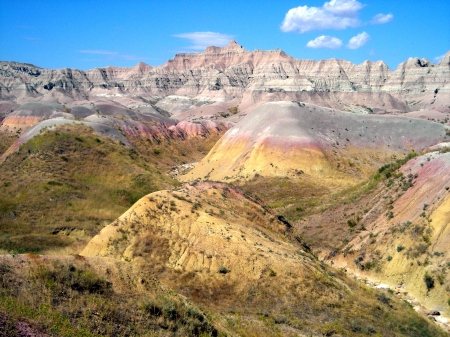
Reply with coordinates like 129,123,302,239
347,219,357,228
424,273,434,291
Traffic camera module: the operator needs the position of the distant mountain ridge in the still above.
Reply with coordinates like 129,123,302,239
1,41,449,113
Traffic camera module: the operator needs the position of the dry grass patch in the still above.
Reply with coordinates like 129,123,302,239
0,130,19,155
0,125,180,254
0,255,219,336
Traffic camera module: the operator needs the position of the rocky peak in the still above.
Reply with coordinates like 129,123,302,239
132,62,152,74
438,51,450,67
223,39,244,50
1,46,449,112
403,57,433,69
204,40,246,54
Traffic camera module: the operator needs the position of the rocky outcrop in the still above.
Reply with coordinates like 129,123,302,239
1,43,448,113
181,101,449,183
1,116,229,161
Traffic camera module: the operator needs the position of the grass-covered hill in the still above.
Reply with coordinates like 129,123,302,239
0,123,222,255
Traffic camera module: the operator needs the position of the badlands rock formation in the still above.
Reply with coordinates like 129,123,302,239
81,181,302,280
1,41,448,162
1,41,449,115
0,99,230,163
80,181,448,337
328,149,450,314
181,101,449,182
2,42,450,335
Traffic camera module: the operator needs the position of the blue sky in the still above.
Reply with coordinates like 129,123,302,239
0,0,449,70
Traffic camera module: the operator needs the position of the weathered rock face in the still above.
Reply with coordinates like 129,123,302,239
325,148,450,317
0,99,230,163
181,101,449,183
1,42,448,113
382,53,450,109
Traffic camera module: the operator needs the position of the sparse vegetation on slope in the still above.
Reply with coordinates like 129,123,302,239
289,149,450,321
0,254,218,336
79,181,446,336
0,131,18,155
0,124,223,255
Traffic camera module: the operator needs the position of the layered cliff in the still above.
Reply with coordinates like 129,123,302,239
1,42,448,114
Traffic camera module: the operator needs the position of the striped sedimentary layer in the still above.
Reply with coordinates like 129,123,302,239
181,101,449,182
1,42,448,113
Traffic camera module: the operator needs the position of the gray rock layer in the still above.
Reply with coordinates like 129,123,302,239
1,41,449,112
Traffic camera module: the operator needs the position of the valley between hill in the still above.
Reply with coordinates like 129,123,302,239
0,42,449,336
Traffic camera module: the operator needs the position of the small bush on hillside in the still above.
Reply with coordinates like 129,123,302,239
377,293,391,306
424,273,434,291
347,219,357,228
400,221,412,233
436,273,445,285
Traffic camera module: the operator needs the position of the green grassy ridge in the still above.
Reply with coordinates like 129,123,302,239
0,125,180,254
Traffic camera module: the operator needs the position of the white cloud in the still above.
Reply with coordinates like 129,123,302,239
281,0,363,33
173,32,234,50
347,31,370,49
323,0,364,17
307,35,343,49
371,13,393,24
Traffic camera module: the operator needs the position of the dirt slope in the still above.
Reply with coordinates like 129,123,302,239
320,149,450,317
181,101,449,184
79,181,447,336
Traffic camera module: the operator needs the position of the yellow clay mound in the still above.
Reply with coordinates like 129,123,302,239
81,181,313,283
